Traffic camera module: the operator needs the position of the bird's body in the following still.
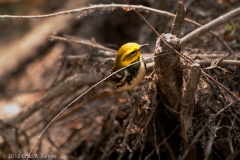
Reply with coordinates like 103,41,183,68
109,42,148,91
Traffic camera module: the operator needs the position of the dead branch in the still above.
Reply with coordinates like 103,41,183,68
170,1,186,36
49,35,117,53
195,59,240,66
144,125,180,160
117,101,137,160
0,4,234,55
155,33,182,111
181,7,240,46
204,116,223,160
180,64,201,154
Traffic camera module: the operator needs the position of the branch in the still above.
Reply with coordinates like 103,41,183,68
204,116,223,160
170,1,186,36
49,35,117,53
180,64,201,152
195,59,240,66
0,4,173,19
144,125,180,160
0,4,235,54
181,7,240,46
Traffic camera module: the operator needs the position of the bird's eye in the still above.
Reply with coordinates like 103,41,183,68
130,51,136,55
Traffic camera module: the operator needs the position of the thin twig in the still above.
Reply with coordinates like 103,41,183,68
138,129,147,160
118,105,137,160
49,35,116,53
144,125,180,160
195,59,240,66
204,115,223,160
181,121,209,160
152,115,160,160
0,4,175,20
181,99,239,159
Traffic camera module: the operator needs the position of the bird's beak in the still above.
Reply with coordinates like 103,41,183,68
139,44,149,50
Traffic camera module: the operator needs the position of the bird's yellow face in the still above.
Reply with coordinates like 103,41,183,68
112,43,143,72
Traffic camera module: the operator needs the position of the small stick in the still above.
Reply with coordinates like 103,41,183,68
144,125,180,160
204,115,223,160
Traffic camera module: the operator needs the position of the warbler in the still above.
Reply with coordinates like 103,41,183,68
109,42,149,91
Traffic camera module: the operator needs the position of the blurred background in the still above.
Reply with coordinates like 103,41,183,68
0,0,239,160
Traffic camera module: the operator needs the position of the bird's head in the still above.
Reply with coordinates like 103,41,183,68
112,42,149,71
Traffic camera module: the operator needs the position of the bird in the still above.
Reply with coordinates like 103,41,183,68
108,42,149,91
